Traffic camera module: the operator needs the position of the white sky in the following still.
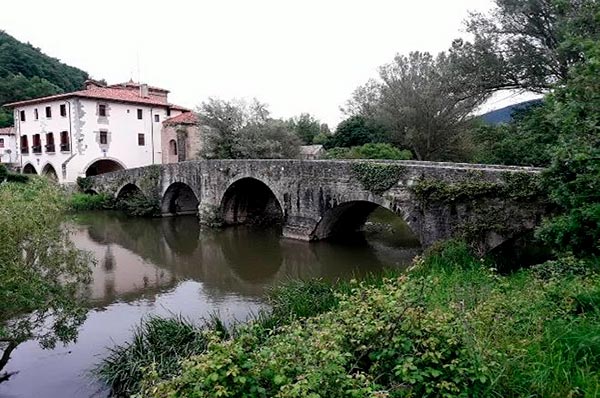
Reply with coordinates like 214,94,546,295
1,0,532,126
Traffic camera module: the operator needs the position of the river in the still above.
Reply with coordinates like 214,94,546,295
0,210,420,398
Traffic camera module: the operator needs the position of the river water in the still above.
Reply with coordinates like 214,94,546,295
0,211,420,398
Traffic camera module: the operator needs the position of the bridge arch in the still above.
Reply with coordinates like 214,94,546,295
22,163,37,175
310,200,420,245
161,182,199,216
116,183,144,201
84,158,125,177
220,177,284,226
41,163,58,181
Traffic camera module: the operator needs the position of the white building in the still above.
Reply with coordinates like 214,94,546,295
4,80,189,182
0,127,19,165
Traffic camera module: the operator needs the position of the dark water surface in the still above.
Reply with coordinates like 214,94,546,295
0,211,419,398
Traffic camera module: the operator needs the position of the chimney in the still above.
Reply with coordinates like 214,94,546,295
140,83,149,98
84,79,105,90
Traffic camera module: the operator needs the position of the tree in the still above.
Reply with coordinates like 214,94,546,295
345,52,489,161
287,113,321,145
460,0,600,93
534,41,600,256
0,177,92,382
325,143,412,160
326,115,386,149
198,98,301,159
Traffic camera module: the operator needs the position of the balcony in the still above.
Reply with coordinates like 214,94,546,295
45,144,56,153
60,143,70,152
32,145,42,154
21,147,29,154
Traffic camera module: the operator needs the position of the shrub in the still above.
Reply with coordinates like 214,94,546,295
117,192,160,217
68,193,113,211
326,143,412,160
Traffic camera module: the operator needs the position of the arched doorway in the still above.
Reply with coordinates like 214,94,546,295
22,163,37,174
161,182,199,216
310,201,420,247
220,178,283,226
41,163,58,181
85,159,125,177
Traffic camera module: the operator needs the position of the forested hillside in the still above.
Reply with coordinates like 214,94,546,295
0,30,89,127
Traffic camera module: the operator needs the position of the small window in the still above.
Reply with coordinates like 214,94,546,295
34,109,39,120
137,109,143,120
98,104,107,117
60,104,67,117
45,132,55,152
154,114,159,122
99,131,108,145
20,136,29,153
60,131,70,151
166,108,171,117
45,106,52,118
138,133,145,146
32,134,42,153
20,110,26,122
0,138,4,148
169,139,177,156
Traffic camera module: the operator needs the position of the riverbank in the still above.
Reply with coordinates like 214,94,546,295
99,241,600,397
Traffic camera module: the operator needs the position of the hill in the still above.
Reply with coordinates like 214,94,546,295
0,30,89,127
479,99,543,125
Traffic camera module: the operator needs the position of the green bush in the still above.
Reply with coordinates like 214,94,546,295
326,143,412,160
0,164,29,184
117,192,160,217
68,193,113,211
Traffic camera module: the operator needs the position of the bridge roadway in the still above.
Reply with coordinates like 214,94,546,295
87,159,545,252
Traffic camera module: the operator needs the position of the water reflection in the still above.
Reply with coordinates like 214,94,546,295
0,211,420,398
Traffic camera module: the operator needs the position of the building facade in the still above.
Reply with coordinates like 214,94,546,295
161,112,204,164
0,127,19,165
5,80,189,182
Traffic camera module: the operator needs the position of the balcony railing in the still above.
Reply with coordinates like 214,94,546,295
21,147,29,154
32,145,42,154
60,143,70,152
45,144,56,153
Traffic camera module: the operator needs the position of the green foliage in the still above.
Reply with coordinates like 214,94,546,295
68,193,113,211
76,176,93,192
287,113,321,145
96,316,219,397
117,191,160,217
326,143,412,160
198,98,301,159
325,115,386,149
0,178,92,380
0,31,89,127
350,162,405,194
0,164,29,184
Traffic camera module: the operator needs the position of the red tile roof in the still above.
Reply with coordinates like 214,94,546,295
163,112,199,126
0,127,15,135
107,81,170,93
3,86,188,110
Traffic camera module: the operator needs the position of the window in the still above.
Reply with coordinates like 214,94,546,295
32,134,42,153
169,139,177,156
45,132,55,152
60,131,70,151
98,103,107,117
166,108,171,117
45,106,52,118
60,104,67,117
34,109,39,120
20,110,26,122
20,136,28,154
99,131,108,145
0,138,4,148
154,114,160,122
137,109,143,119
138,133,145,146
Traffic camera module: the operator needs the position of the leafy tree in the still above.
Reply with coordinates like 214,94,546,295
287,113,321,145
325,115,386,149
535,41,600,256
459,0,600,93
199,98,301,159
0,178,92,382
345,52,488,161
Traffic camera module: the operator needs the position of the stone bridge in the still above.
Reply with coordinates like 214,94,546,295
86,159,546,252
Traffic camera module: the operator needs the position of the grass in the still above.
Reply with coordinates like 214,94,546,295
68,192,113,211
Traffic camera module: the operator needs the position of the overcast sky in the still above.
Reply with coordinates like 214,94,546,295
1,0,534,126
